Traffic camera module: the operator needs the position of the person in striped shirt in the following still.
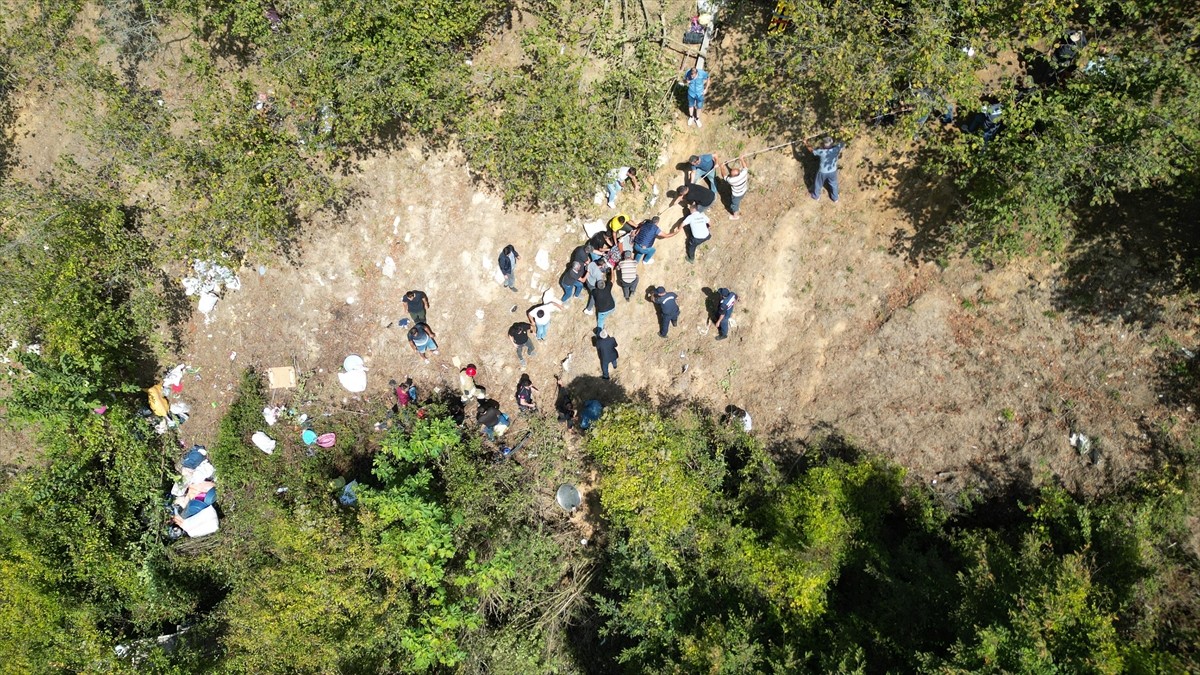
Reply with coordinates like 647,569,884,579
719,155,750,220
616,251,640,301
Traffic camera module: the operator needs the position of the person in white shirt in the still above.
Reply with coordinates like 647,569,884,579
605,166,640,209
527,300,564,341
680,210,711,262
719,155,750,220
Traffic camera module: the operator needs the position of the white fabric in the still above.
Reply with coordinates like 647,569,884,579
338,369,367,393
252,431,276,454
179,505,219,538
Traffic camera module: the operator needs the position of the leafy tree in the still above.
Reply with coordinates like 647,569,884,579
738,0,1200,258
171,0,507,146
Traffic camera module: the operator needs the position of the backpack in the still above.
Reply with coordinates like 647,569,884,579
517,384,533,405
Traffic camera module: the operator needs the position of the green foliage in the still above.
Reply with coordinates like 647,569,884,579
72,62,339,258
739,0,1200,259
0,406,190,670
174,0,506,145
589,405,727,568
0,183,160,364
464,19,670,208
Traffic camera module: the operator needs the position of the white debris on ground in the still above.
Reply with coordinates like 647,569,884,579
182,260,242,324
535,249,551,270
381,256,396,278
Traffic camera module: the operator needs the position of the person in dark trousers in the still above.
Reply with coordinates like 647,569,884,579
616,251,639,301
509,321,534,367
515,374,538,413
593,279,617,330
1053,30,1087,76
715,288,737,340
554,375,576,428
593,329,619,379
652,286,680,337
582,257,609,314
402,289,429,325
681,210,712,262
498,245,520,291
671,184,716,213
805,137,845,202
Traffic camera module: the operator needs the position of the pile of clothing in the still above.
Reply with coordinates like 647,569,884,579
167,446,219,539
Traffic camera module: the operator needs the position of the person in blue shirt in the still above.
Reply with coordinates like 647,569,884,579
687,153,718,191
805,137,845,202
632,216,676,264
715,288,737,340
684,66,710,128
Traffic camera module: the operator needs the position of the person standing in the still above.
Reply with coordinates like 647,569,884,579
683,65,710,128
671,184,716,213
652,286,680,338
527,300,563,341
806,137,845,202
515,374,538,413
687,153,718,191
616,251,639,301
605,167,640,209
582,257,608,315
402,289,429,325
459,364,483,401
407,323,439,362
682,210,712,263
498,244,520,292
719,155,750,220
593,329,619,379
593,280,617,330
632,217,667,264
715,288,738,340
509,321,535,367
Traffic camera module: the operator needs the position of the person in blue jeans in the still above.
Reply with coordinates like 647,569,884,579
686,153,718,191
593,280,616,329
632,216,672,263
559,260,586,302
805,137,845,202
683,66,710,128
715,288,737,340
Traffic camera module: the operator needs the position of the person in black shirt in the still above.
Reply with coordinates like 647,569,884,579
509,321,535,368
593,329,619,379
670,184,716,213
515,374,538,413
592,279,617,330
402,290,429,324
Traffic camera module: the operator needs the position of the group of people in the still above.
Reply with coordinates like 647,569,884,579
390,59,863,440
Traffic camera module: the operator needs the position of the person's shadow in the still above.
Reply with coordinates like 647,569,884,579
701,287,721,325
792,144,817,195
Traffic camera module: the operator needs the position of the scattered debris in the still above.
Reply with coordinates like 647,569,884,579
267,366,296,389
252,431,277,454
182,260,241,323
338,355,368,393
